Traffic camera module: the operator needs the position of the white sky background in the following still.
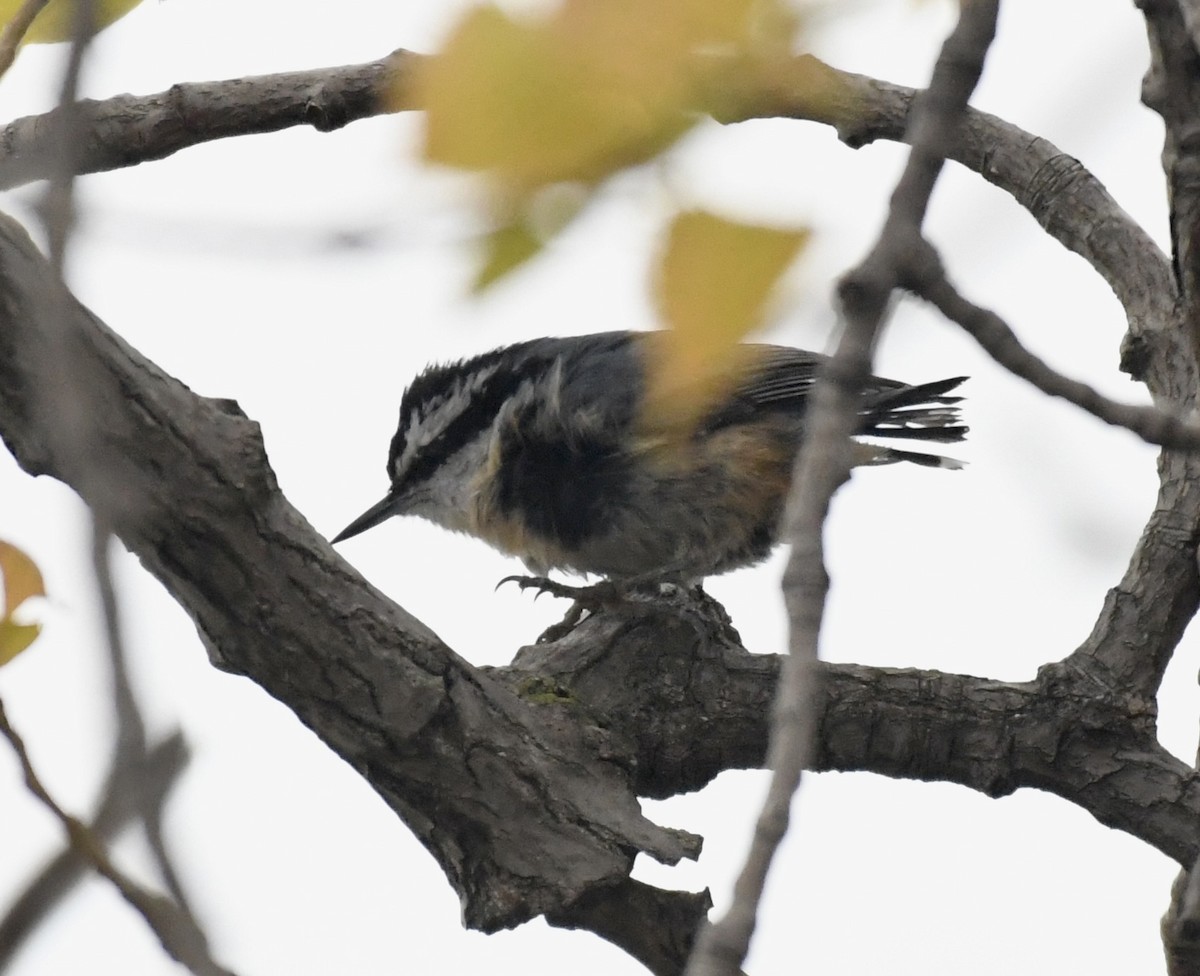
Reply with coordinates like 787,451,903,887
0,0,1184,973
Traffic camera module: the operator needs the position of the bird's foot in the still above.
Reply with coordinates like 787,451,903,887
497,575,625,641
498,574,735,643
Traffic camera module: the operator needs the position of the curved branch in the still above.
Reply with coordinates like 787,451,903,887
818,660,1200,864
909,247,1200,448
1141,0,1200,317
0,700,232,976
710,54,1180,395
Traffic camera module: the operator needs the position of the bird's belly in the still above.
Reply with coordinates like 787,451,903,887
471,423,798,579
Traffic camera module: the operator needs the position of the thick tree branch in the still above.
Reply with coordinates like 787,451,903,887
1164,853,1200,976
508,611,1200,868
0,31,1196,974
0,212,702,964
547,879,713,976
818,660,1200,862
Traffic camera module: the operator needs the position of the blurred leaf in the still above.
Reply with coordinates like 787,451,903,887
1,0,144,44
410,0,808,285
415,0,804,194
647,210,809,433
0,540,45,666
473,184,587,290
417,5,697,193
475,219,544,291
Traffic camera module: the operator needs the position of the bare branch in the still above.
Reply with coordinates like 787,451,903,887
508,611,1200,870
0,731,190,966
0,10,228,967
0,46,1173,394
6,198,1200,970
897,240,1200,702
903,240,1200,449
547,880,713,976
712,53,1180,394
0,21,1195,972
0,50,418,190
1164,857,1200,976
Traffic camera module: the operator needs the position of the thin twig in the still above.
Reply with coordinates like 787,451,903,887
685,3,1002,974
0,698,235,975
0,731,190,967
902,239,1200,449
92,523,205,922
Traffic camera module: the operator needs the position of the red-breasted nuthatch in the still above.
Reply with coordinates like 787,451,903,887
332,331,966,579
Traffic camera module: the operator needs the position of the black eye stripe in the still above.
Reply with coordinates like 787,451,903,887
387,353,541,490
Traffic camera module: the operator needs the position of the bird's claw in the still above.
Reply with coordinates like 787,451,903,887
497,574,733,644
496,574,605,603
498,575,624,640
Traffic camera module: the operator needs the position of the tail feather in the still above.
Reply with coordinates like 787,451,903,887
857,444,967,470
883,447,966,470
861,376,968,444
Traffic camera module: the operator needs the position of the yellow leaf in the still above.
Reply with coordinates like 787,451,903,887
415,4,701,193
474,219,544,292
647,210,809,433
0,620,40,664
0,540,44,616
0,540,44,666
409,0,804,287
473,184,586,291
1,0,144,45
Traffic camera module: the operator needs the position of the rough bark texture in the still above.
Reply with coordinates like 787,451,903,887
0,51,419,190
0,215,700,951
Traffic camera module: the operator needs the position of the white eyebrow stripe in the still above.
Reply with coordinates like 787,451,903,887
390,364,502,483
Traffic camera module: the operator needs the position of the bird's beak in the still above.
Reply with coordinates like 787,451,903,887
331,491,403,544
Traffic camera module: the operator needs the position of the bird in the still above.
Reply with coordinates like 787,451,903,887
331,331,967,585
